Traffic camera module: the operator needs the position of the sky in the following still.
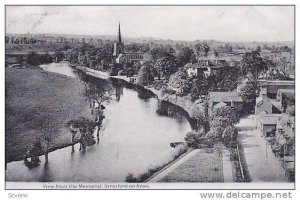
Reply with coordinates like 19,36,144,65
5,6,294,42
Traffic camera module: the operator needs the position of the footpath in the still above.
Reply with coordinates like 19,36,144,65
236,115,286,182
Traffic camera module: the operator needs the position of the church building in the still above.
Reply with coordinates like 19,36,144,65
112,22,144,64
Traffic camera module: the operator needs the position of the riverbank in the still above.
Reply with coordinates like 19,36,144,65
78,66,204,119
148,144,224,182
5,67,93,163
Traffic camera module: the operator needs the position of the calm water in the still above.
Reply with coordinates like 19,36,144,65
6,63,192,182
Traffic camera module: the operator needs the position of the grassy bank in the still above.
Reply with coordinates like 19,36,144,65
5,67,93,162
159,145,223,182
126,147,189,183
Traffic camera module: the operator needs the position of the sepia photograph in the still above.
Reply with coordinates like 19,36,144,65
4,5,295,190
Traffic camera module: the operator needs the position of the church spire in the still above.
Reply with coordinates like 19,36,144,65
118,21,122,43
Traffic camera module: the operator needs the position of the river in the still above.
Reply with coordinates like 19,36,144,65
6,63,192,182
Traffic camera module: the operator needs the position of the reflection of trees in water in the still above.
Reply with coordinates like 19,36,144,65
110,77,155,101
68,70,115,150
156,100,197,129
39,162,53,182
136,86,155,100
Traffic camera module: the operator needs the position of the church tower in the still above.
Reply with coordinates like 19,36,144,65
113,22,124,58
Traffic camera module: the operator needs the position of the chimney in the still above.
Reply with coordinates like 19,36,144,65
260,85,267,100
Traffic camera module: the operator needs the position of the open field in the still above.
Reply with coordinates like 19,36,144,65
5,67,93,163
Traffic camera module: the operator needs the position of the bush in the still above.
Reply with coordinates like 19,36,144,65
161,88,176,95
184,131,205,148
209,106,239,139
136,63,156,86
125,173,138,183
152,80,167,90
27,52,40,66
222,126,237,148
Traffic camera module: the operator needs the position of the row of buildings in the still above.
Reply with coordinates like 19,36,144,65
5,35,110,46
254,80,295,180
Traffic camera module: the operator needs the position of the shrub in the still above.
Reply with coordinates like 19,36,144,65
184,130,206,148
125,173,138,183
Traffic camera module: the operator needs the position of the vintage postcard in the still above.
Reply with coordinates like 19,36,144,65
5,5,295,190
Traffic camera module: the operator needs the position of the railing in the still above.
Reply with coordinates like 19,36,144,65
236,142,245,181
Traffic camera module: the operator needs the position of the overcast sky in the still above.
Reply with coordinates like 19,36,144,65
5,6,294,42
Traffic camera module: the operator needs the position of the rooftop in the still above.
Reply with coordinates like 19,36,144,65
260,115,279,125
209,91,243,103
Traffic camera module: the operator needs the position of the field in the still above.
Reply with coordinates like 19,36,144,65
5,67,93,163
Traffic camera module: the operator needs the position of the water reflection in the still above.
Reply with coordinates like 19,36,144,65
6,63,192,182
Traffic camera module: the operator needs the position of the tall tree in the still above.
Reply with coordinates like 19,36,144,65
176,47,194,67
154,54,179,79
208,106,239,139
241,51,266,79
136,62,156,86
167,69,191,95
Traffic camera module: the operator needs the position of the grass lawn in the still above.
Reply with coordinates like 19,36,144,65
159,145,224,182
5,67,93,163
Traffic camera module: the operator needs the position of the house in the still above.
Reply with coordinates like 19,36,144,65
256,114,282,137
255,86,282,115
276,114,295,139
257,80,295,99
184,63,208,78
236,71,256,92
284,69,295,79
277,89,294,103
208,91,243,115
116,53,144,64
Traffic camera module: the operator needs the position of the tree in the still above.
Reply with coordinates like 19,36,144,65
189,53,197,64
214,51,219,58
149,46,172,60
123,62,134,77
219,67,240,91
176,47,194,67
241,51,267,79
132,61,142,75
83,78,113,112
39,53,53,64
224,44,233,52
167,70,191,95
136,62,156,86
143,53,154,63
256,45,262,52
190,106,208,132
27,51,40,66
154,54,178,79
238,82,258,113
222,126,238,148
208,106,239,139
66,117,97,150
184,130,206,148
54,51,64,62
40,120,57,164
195,43,210,57
190,73,209,101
